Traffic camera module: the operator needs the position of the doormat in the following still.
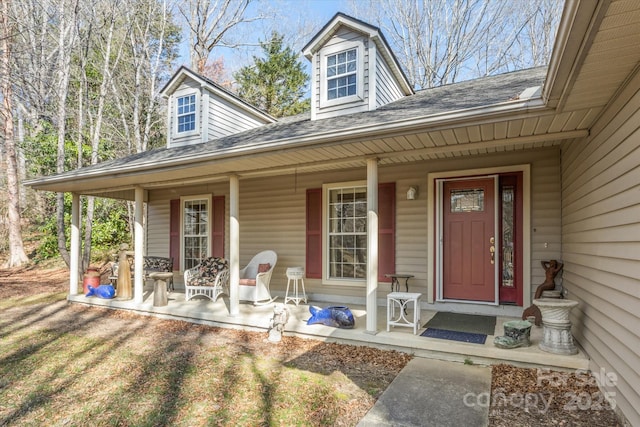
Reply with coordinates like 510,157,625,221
420,328,487,344
423,312,496,336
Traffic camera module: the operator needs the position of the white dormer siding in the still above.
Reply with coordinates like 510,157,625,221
304,13,413,122
375,51,406,108
207,92,267,140
161,66,275,148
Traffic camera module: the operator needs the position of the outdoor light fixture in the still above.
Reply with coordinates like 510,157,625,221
407,186,417,200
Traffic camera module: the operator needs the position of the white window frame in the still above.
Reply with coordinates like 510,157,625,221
322,181,367,287
180,194,212,271
174,91,199,137
319,40,365,108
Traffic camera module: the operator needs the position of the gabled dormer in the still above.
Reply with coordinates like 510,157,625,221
302,13,413,121
160,66,275,148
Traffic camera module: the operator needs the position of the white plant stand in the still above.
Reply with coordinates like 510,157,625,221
284,267,307,305
387,292,422,335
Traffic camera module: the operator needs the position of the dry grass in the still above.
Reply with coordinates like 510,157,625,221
0,267,411,426
0,267,624,426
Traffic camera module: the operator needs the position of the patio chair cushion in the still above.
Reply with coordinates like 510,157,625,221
239,263,271,286
258,263,271,273
188,257,228,286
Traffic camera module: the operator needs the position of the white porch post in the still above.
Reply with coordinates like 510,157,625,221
229,175,240,316
69,193,81,295
366,158,379,334
134,186,145,304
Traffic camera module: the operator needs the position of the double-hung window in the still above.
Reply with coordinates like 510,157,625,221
326,48,357,100
307,183,395,284
326,184,367,281
182,196,210,270
177,94,196,133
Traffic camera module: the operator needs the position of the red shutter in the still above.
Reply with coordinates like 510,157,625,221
169,199,180,271
305,184,396,282
211,195,225,258
378,182,396,282
306,188,322,278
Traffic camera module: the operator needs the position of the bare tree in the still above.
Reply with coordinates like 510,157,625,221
117,0,179,153
521,0,563,67
351,0,562,89
178,0,263,74
1,0,29,267
54,0,80,267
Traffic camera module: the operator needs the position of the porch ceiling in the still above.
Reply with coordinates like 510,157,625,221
43,109,589,201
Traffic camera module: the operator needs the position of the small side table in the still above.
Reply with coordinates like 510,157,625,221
284,267,307,305
149,272,172,307
387,292,422,335
385,274,415,292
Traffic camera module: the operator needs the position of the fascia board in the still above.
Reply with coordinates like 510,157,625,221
25,97,549,190
543,0,605,109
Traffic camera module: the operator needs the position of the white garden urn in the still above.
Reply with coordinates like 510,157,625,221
533,298,579,355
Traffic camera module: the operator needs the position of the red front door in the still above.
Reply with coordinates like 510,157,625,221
442,178,496,302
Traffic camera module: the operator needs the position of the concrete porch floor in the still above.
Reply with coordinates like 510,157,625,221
69,286,589,371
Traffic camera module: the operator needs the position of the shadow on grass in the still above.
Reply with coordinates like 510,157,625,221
0,303,158,425
1,292,411,426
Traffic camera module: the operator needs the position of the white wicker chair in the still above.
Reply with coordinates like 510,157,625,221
238,250,277,304
184,257,229,302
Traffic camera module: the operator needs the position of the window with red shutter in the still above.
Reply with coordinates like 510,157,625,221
171,195,222,271
305,183,395,283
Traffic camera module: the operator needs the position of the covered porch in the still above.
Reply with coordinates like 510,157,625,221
69,285,589,372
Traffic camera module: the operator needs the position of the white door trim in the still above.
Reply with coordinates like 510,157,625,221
427,165,531,306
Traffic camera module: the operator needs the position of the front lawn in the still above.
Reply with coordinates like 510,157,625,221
0,285,410,426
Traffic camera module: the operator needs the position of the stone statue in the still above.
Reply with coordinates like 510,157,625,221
522,260,564,326
535,260,564,299
268,303,290,343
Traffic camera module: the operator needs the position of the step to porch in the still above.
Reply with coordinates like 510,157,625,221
70,291,589,371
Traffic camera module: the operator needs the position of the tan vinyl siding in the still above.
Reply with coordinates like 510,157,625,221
560,75,640,426
375,51,405,108
530,154,563,297
144,149,560,306
146,200,170,257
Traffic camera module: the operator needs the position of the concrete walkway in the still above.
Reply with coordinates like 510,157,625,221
358,358,492,427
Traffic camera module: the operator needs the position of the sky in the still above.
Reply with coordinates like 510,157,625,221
177,0,356,76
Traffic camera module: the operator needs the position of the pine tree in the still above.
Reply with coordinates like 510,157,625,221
234,32,309,118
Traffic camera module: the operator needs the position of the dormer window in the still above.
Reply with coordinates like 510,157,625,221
327,48,357,100
302,14,413,120
177,94,196,133
319,40,364,108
